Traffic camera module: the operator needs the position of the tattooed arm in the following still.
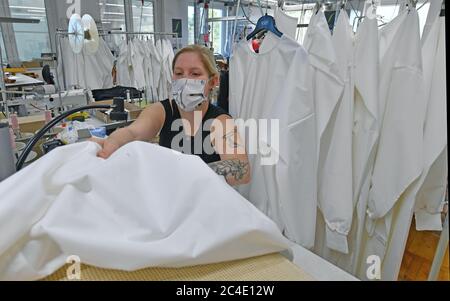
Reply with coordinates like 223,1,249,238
209,115,251,186
208,159,250,185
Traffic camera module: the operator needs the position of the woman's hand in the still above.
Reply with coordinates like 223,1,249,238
90,137,120,159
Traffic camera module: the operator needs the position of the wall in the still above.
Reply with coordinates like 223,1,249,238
158,0,189,47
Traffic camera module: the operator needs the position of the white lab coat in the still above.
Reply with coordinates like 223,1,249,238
156,39,168,100
130,39,147,90
230,32,317,248
357,9,426,280
274,8,298,40
319,15,380,274
57,37,114,91
316,9,354,254
116,41,134,87
302,11,346,253
414,15,447,231
303,11,344,157
158,39,174,100
0,142,290,281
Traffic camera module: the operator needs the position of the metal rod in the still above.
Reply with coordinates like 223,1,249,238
232,0,242,48
103,31,178,37
0,42,9,120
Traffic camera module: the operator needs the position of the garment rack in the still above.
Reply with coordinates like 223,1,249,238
55,30,180,91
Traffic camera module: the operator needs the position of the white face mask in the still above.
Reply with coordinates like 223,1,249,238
171,78,208,112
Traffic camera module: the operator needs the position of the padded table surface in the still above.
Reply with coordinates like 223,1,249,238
42,253,315,281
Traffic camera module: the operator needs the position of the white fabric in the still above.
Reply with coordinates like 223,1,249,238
130,40,147,90
303,11,344,155
317,15,381,275
0,141,290,281
414,16,447,231
157,39,175,101
274,8,298,40
421,0,443,42
115,38,173,101
303,11,347,254
366,9,424,224
230,32,317,248
143,39,160,102
315,10,354,254
116,42,135,88
357,9,426,280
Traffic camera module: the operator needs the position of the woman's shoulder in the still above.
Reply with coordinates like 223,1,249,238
207,103,231,120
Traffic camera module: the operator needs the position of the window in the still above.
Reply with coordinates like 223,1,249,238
8,0,51,61
208,8,223,54
0,28,6,63
188,5,195,45
132,0,154,32
100,0,126,32
189,6,224,53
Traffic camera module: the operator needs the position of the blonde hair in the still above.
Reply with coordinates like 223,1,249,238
172,45,219,78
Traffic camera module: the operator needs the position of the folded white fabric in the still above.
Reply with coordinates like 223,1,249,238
0,141,290,281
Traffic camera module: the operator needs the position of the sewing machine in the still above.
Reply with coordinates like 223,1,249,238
3,88,91,117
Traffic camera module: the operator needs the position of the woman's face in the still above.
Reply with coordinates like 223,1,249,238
173,52,218,98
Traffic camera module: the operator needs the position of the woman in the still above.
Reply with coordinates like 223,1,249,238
92,45,250,186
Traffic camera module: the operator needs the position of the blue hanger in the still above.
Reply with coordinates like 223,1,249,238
246,14,283,40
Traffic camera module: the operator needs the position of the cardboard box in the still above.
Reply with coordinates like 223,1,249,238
1,114,46,134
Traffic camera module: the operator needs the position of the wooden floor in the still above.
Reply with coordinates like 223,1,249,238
399,220,449,281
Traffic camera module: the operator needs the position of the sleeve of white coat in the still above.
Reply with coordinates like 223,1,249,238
414,149,448,231
274,52,318,248
316,70,352,254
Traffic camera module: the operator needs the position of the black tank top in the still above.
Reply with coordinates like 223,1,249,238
159,99,230,164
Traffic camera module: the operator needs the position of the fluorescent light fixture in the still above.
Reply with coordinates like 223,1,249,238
103,12,125,15
9,5,45,10
27,9,47,13
102,19,125,22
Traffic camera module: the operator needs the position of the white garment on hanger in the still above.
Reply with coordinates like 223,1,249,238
421,0,443,42
116,41,134,87
315,9,354,254
0,141,290,281
303,11,344,155
156,39,169,100
414,15,447,231
320,15,381,275
130,39,147,90
97,39,115,89
230,32,317,248
149,39,162,99
57,37,114,91
302,11,345,253
274,8,298,40
357,9,426,280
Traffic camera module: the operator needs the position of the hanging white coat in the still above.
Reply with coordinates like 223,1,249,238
414,4,447,231
230,32,317,248
357,9,426,280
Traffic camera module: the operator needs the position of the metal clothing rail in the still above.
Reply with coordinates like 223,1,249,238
100,31,181,50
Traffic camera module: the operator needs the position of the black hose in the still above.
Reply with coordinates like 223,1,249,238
16,105,112,171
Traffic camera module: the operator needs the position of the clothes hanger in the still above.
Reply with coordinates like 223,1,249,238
246,0,283,41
